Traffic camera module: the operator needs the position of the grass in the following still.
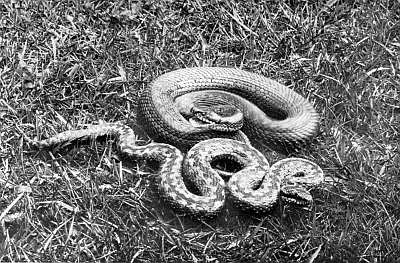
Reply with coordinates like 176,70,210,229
1,0,399,262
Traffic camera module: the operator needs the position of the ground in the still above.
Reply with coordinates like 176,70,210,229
0,0,399,262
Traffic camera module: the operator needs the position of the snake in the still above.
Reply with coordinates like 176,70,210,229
29,67,323,218
137,67,320,153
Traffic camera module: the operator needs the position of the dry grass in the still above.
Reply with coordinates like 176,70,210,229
1,0,400,262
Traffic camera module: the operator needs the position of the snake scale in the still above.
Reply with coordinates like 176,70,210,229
30,67,324,218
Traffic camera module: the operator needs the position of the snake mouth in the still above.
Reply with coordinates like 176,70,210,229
280,185,313,206
188,105,244,131
189,116,214,126
188,115,240,132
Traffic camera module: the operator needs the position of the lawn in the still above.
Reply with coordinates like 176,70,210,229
1,0,399,262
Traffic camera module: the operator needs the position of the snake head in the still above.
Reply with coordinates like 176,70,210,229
190,105,243,132
270,158,324,206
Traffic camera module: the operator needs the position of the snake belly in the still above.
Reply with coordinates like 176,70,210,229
137,67,319,153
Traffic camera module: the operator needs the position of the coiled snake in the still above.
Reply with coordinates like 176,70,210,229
29,67,323,218
138,67,319,153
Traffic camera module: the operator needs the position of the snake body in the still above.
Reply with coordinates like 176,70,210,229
30,123,323,218
138,67,319,153
30,67,324,218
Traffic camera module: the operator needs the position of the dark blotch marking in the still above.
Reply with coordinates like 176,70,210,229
293,171,306,177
